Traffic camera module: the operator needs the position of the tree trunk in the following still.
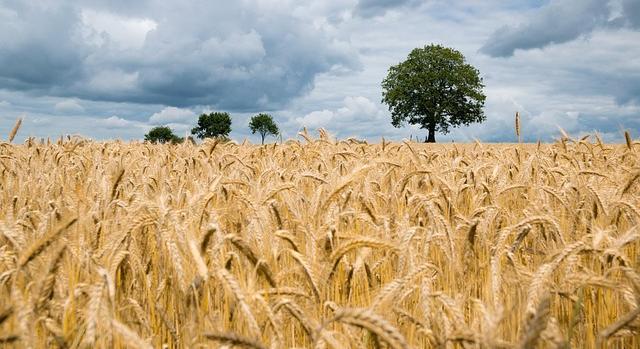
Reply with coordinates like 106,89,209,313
261,133,265,145
425,124,436,143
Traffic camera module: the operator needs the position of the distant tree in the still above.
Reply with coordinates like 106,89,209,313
144,126,183,144
382,44,486,143
249,113,279,144
191,112,232,140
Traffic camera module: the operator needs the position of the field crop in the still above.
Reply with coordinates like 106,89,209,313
0,130,639,348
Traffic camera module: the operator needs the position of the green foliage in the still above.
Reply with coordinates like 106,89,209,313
144,126,183,144
191,112,232,139
249,113,279,144
382,44,486,142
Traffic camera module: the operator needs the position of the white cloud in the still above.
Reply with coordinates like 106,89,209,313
54,99,85,113
296,96,384,129
294,96,403,140
165,123,192,135
0,100,10,107
339,96,382,118
296,110,335,129
528,110,580,135
149,106,196,124
99,115,134,128
81,9,157,49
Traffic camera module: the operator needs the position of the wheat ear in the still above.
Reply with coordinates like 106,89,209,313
518,294,550,349
226,234,276,287
515,111,521,143
621,171,640,195
204,331,267,349
111,319,153,349
325,308,409,349
0,307,12,325
35,246,67,312
286,249,321,301
8,117,22,142
624,130,632,150
200,225,216,255
273,299,316,341
0,335,19,344
597,306,640,346
329,237,398,280
215,268,261,338
19,217,77,267
372,263,438,310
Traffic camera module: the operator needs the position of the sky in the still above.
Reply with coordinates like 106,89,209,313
0,0,639,143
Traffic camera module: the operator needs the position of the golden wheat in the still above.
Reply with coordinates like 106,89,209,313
0,133,638,348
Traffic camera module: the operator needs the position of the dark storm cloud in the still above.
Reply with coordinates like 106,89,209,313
480,0,610,57
0,0,359,111
0,2,87,89
480,0,640,58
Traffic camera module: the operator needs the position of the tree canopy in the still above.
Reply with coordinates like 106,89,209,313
191,112,232,140
144,126,183,144
249,113,279,144
382,44,486,142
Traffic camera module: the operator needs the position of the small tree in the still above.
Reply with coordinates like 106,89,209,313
249,113,279,144
382,44,486,143
191,112,232,140
144,126,183,144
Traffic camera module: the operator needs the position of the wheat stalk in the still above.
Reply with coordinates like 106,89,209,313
624,130,632,150
8,117,22,143
515,112,521,143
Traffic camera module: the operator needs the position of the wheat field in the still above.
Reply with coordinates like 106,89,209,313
0,129,639,348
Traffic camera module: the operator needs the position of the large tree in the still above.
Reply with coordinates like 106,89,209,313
249,113,279,144
144,126,183,144
382,44,486,143
191,112,232,140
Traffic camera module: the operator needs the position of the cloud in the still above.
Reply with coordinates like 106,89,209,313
80,9,157,50
148,106,196,124
0,100,10,107
295,96,410,139
99,115,135,128
54,99,85,113
296,96,384,130
480,0,611,57
164,123,192,134
1,0,638,143
0,3,86,89
354,0,413,17
480,0,640,58
296,110,335,129
0,0,360,110
622,0,640,28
